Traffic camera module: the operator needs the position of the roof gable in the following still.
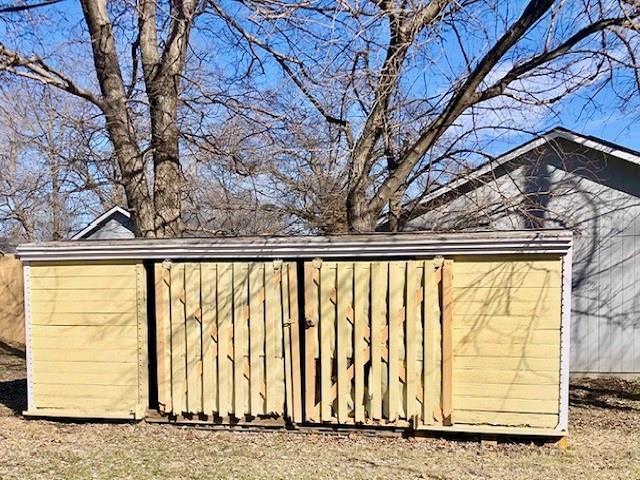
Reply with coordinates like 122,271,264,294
416,127,640,212
71,206,135,240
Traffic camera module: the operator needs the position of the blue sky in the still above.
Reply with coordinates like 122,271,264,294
1,0,639,158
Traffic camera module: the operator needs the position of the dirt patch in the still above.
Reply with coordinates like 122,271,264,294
1,344,639,480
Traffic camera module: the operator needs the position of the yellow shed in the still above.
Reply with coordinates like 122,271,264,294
17,230,572,438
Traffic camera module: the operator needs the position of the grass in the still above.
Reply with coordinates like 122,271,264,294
1,342,639,480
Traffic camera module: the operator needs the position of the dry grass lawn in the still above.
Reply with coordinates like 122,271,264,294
1,342,639,480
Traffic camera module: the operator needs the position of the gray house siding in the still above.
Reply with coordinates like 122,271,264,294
410,138,640,375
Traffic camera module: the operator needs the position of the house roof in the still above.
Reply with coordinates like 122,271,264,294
71,206,133,240
414,126,640,213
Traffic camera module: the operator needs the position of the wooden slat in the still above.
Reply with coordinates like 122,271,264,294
265,261,283,414
249,263,266,416
303,262,319,421
441,259,454,426
454,410,559,429
320,263,336,421
31,300,136,315
370,262,387,420
273,264,285,414
388,262,404,421
281,263,294,421
185,263,202,414
154,264,170,414
336,263,352,423
454,343,560,358
33,288,137,303
287,263,303,423
453,383,560,400
31,276,136,291
217,263,233,416
34,370,138,386
33,361,137,374
30,263,136,277
453,328,560,346
422,261,437,425
454,356,560,372
405,261,419,420
31,312,138,327
454,368,559,385
233,263,250,416
170,264,187,415
31,334,137,350
34,348,138,363
353,262,369,423
201,263,218,414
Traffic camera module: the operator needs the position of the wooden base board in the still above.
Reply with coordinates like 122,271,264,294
415,423,566,438
23,409,135,420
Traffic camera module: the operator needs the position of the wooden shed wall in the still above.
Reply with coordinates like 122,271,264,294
0,255,24,347
26,261,147,419
451,255,563,429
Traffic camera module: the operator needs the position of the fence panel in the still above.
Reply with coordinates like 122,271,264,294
156,260,301,421
302,259,446,426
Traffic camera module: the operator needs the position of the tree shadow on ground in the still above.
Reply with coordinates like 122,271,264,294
0,341,27,415
570,378,640,412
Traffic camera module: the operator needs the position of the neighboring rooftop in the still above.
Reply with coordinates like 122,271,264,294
71,206,135,240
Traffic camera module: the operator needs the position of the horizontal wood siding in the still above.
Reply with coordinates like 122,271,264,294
451,256,563,429
29,261,143,418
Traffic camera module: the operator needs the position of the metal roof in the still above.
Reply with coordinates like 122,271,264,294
17,229,572,262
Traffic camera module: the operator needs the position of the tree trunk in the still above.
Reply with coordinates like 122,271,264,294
346,186,377,233
151,89,182,237
80,0,155,237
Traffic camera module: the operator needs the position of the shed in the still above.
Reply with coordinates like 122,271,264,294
17,230,572,437
408,128,640,376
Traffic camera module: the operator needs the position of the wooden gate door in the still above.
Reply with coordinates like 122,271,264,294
154,261,302,422
302,259,452,426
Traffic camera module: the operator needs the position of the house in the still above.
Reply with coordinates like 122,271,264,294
409,127,640,376
71,206,135,240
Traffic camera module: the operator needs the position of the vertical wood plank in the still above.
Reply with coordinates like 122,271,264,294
233,263,249,417
370,262,387,420
405,261,419,420
320,262,336,421
336,263,352,423
287,262,303,423
154,263,171,414
281,263,294,421
265,261,283,414
304,262,319,421
201,263,217,414
249,263,265,416
217,263,233,416
353,262,369,423
441,259,454,426
185,263,202,414
388,261,405,422
170,263,187,415
422,260,434,425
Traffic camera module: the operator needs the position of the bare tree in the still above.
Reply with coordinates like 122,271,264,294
0,83,113,241
0,0,197,237
212,0,640,232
